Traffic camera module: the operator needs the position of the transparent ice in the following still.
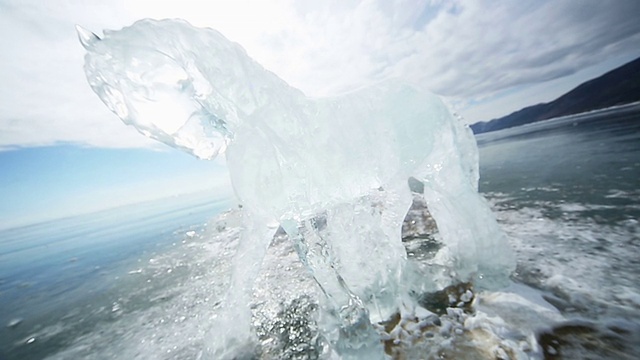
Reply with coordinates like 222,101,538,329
78,19,514,358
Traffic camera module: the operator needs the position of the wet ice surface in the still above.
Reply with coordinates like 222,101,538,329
2,188,637,359
27,202,513,360
10,196,632,360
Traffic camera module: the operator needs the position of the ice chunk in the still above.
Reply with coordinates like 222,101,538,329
78,19,515,357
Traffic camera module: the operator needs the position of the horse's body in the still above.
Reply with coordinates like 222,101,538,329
78,19,513,357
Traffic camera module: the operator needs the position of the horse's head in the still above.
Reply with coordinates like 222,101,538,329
77,19,278,159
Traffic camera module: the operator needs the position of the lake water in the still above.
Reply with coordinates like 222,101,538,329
478,104,640,301
477,104,640,358
1,104,639,359
0,192,231,360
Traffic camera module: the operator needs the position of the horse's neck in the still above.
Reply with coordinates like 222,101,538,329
198,44,308,133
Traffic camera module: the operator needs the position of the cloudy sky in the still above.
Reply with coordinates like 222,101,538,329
1,0,640,227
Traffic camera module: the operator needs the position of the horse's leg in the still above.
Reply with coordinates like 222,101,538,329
280,215,385,357
373,180,415,315
416,139,513,288
278,183,412,356
326,183,413,321
280,216,357,314
209,213,277,358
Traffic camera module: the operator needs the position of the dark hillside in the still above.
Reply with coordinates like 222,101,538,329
471,57,640,134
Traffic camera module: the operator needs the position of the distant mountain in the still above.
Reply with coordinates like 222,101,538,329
471,56,640,134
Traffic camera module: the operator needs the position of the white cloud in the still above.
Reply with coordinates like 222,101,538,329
1,0,639,150
417,1,640,97
239,0,640,99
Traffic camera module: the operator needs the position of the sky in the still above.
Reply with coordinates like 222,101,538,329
1,0,640,228
0,146,230,229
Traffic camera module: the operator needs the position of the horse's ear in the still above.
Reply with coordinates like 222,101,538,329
75,25,101,50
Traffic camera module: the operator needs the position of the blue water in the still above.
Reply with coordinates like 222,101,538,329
477,103,640,211
0,191,231,358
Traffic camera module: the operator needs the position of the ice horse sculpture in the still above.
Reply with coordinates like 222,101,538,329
78,19,514,357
